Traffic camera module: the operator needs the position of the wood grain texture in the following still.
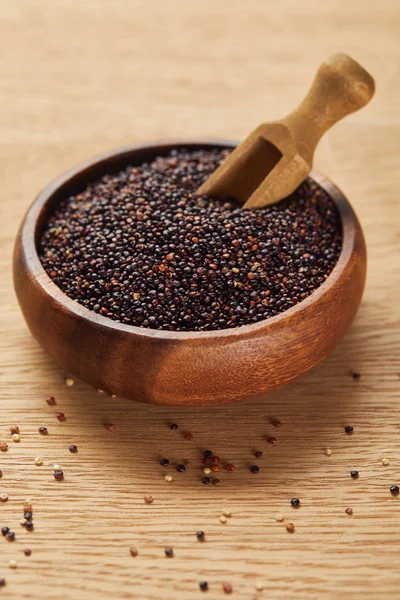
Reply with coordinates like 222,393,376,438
0,0,399,598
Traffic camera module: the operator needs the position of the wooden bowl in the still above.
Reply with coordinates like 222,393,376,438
13,140,366,406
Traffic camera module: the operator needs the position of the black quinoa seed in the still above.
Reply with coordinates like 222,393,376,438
176,464,186,472
24,512,32,520
201,477,211,485
345,426,353,434
203,450,213,458
350,470,359,479
0,578,5,588
250,465,259,473
39,149,342,332
6,531,15,541
196,531,205,541
69,445,78,453
39,426,48,435
170,424,178,431
24,522,34,531
164,547,174,557
1,527,9,536
390,485,399,495
160,458,170,467
199,581,208,591
291,498,300,507
352,372,361,380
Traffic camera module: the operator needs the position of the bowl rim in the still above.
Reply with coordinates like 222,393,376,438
19,138,358,341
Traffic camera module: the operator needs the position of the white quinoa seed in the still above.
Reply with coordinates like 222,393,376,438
275,513,284,522
222,508,232,517
255,580,264,591
34,457,43,466
381,458,390,466
9,560,17,569
165,475,173,482
219,515,227,524
203,468,211,475
12,433,20,442
324,448,332,456
65,378,75,387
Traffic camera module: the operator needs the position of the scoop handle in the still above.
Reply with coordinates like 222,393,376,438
282,53,375,160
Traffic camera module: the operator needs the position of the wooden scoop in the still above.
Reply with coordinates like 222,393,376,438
198,53,375,208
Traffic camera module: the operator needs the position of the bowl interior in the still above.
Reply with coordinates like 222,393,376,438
24,139,356,341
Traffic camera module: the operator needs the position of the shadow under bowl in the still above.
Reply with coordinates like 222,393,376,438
13,139,366,406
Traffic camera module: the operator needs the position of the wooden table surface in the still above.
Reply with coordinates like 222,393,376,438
0,1,399,598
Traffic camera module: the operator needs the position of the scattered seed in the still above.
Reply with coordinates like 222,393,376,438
345,426,353,434
34,457,43,466
203,450,212,459
222,582,233,594
184,433,193,440
53,464,61,471
255,581,264,591
390,485,399,495
211,478,221,486
0,469,2,477
286,522,295,533
254,450,263,458
1,494,8,502
267,437,277,444
12,433,20,442
352,372,361,380
219,515,227,524
165,475,173,483
202,477,211,485
212,455,220,463
225,463,235,471
9,560,17,569
23,499,32,508
184,460,192,468
46,396,56,405
164,547,174,557
6,531,15,541
350,470,359,479
39,427,48,435
275,513,284,522
381,458,390,466
170,424,178,430
20,519,27,526
10,426,20,435
324,448,332,456
272,420,282,428
24,512,32,520
199,581,208,591
130,547,138,557
196,531,205,541
56,413,66,422
0,579,5,587
203,468,211,475
160,458,170,467
345,508,353,515
69,445,78,453
1,527,9,536
222,508,232,517
23,548,32,556
54,470,64,481
105,423,115,431
176,464,186,473
0,442,8,451
291,498,300,507
211,464,220,473
25,522,34,531
65,378,75,386
144,495,153,504
250,465,259,473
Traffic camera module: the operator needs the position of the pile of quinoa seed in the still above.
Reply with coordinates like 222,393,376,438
39,148,342,331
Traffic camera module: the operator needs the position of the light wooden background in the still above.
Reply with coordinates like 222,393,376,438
0,1,399,599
